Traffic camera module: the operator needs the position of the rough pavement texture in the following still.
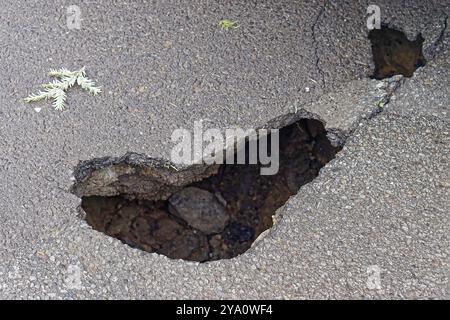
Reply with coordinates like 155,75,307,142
0,0,449,299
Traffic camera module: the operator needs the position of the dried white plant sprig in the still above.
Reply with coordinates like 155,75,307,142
24,67,101,110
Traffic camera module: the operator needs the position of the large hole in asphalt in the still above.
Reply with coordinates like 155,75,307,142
78,119,341,262
369,26,426,80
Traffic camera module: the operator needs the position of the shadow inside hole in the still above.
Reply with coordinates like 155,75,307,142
369,26,426,80
81,119,341,262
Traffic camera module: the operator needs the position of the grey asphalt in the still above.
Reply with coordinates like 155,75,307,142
0,0,449,299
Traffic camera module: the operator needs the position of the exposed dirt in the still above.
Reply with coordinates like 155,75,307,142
369,27,425,79
81,119,340,262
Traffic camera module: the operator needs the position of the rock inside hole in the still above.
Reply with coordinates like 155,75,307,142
79,119,341,262
369,26,426,79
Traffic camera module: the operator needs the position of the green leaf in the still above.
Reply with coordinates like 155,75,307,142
219,19,238,31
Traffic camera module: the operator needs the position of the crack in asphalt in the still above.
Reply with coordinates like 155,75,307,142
428,12,449,58
332,76,406,145
367,77,405,117
311,0,328,87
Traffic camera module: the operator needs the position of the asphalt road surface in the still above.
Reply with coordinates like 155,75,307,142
0,0,448,299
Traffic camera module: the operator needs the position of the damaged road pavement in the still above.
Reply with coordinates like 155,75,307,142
0,0,449,299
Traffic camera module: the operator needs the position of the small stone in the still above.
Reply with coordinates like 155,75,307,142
224,222,254,245
168,187,229,234
192,82,203,93
163,40,173,49
153,217,184,242
159,230,208,261
136,85,147,93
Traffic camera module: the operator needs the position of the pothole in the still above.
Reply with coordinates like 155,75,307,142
369,26,426,80
76,119,341,262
